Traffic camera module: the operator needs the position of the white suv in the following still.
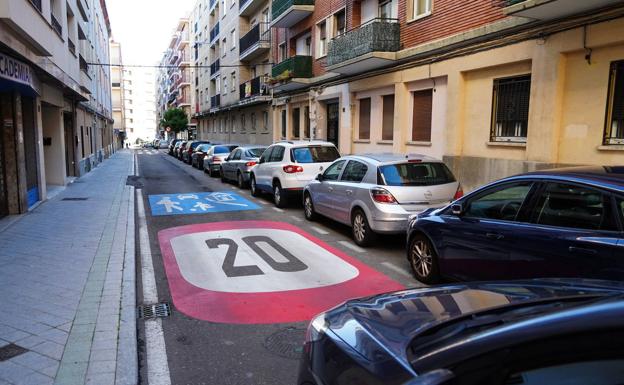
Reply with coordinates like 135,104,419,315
250,141,340,207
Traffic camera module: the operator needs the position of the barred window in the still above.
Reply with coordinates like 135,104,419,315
491,75,531,143
605,60,624,145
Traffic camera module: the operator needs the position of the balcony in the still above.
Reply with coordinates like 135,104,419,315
326,18,400,75
502,0,624,20
211,94,221,109
176,93,190,106
239,23,271,61
271,0,314,28
51,14,62,37
210,59,220,78
239,76,270,103
269,55,313,92
240,0,267,16
68,38,76,56
210,22,220,44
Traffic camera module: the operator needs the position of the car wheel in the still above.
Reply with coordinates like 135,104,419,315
237,172,246,189
408,234,440,284
203,164,208,174
303,193,317,221
351,209,376,247
250,175,260,197
273,182,288,208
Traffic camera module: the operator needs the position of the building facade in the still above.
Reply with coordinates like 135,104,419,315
110,40,126,148
0,0,114,219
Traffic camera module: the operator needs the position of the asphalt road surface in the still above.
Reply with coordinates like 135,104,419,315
134,148,423,385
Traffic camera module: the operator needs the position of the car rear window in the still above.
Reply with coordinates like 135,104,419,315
247,148,266,157
190,141,207,149
378,162,456,186
213,146,231,154
291,146,340,163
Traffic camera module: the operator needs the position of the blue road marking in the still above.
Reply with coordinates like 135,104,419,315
148,192,261,216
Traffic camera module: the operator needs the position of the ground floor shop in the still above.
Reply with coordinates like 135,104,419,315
197,101,273,145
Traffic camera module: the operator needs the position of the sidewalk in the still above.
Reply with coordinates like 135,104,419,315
0,151,137,385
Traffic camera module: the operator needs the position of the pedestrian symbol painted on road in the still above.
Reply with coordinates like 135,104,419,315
158,221,404,324
148,192,259,216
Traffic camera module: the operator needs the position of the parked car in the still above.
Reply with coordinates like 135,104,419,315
168,139,182,155
158,140,169,149
170,140,183,156
250,141,340,208
406,166,624,284
203,144,240,177
303,154,461,246
182,140,210,164
175,141,188,159
298,279,624,385
220,145,267,188
191,143,217,169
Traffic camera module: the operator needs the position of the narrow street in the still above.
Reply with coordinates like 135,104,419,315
135,149,420,385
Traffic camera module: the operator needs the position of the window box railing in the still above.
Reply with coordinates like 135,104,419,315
327,18,400,66
211,94,221,108
210,59,220,76
68,38,76,55
239,76,269,99
270,55,313,80
240,23,270,56
29,0,42,12
272,0,314,22
51,14,62,37
210,22,220,43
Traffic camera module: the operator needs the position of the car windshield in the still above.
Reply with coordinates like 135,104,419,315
291,146,340,163
378,162,456,186
247,148,266,157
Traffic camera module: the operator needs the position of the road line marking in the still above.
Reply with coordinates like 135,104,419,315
381,261,412,278
272,207,284,213
290,215,303,222
338,240,365,253
136,187,172,385
309,225,329,235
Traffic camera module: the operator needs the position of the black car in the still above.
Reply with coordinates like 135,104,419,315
406,166,624,284
168,139,182,156
298,279,624,385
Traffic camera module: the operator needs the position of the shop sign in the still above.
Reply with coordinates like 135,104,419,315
0,53,39,94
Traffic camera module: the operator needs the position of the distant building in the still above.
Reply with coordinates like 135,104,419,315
110,40,126,148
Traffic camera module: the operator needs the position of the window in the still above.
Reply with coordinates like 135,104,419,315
532,183,616,231
231,116,236,132
240,114,246,132
464,182,533,221
222,38,227,56
378,162,455,187
223,76,228,93
491,75,531,142
223,0,227,14
334,10,346,37
604,60,624,145
304,106,310,138
304,36,312,56
216,77,221,93
379,0,395,18
292,146,340,163
278,42,287,62
231,29,236,49
263,111,269,131
281,109,287,138
251,112,256,132
382,94,395,140
618,197,624,220
322,160,346,181
230,72,236,92
317,21,327,57
231,149,241,160
359,98,371,140
341,161,368,183
410,0,431,20
412,89,433,142
292,108,300,138
269,146,285,162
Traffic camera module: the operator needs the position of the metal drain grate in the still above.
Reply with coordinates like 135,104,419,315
0,344,28,361
62,197,89,201
263,327,305,359
138,303,171,319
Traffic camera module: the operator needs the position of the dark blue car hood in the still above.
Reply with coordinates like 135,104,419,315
325,279,624,375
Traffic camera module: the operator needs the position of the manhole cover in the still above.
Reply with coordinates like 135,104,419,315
62,197,89,201
138,303,171,319
0,344,28,361
263,327,305,359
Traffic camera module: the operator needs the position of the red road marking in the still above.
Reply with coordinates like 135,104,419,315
158,221,405,324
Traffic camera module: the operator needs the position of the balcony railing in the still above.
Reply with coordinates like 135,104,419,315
327,18,400,66
240,23,270,57
271,55,313,79
211,94,221,108
210,59,220,76
51,14,62,37
239,76,269,100
272,0,314,25
68,38,76,55
29,0,42,12
210,22,220,43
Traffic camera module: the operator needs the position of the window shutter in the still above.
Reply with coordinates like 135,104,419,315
412,90,432,141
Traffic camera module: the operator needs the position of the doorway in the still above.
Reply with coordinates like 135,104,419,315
326,101,339,147
22,97,39,208
0,92,9,217
63,112,76,177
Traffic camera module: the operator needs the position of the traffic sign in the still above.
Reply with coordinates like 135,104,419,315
148,192,260,216
158,221,404,324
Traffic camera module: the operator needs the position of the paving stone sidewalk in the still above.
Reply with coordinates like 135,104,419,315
0,151,137,385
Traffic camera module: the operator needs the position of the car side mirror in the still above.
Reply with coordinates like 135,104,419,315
401,369,454,385
316,173,324,182
451,203,463,216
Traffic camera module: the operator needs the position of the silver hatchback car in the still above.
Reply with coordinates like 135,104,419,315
303,154,462,246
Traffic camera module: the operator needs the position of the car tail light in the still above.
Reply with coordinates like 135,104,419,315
211,156,221,163
246,161,257,167
453,185,464,200
371,188,397,204
283,165,303,173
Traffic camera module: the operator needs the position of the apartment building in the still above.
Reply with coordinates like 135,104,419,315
269,0,624,190
0,0,114,218
110,40,126,148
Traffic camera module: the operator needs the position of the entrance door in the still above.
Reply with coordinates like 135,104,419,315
21,97,39,207
64,112,76,177
0,92,11,217
326,102,339,147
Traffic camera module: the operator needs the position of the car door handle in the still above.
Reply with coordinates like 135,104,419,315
569,246,597,255
485,232,504,240
346,190,353,195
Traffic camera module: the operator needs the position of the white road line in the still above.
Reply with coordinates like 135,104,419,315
290,215,303,222
337,240,366,253
272,207,284,212
381,261,412,278
309,225,330,235
136,186,172,385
